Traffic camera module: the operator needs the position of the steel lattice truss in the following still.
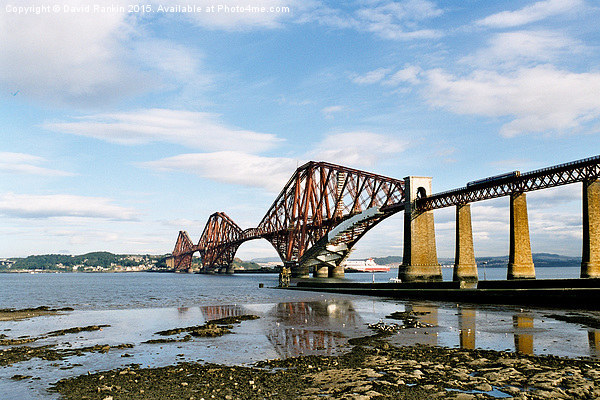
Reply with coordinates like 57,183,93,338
196,212,244,269
417,155,600,211
172,161,405,271
255,161,405,263
172,231,194,270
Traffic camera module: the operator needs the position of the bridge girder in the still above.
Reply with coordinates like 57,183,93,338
256,161,405,263
415,155,600,211
196,212,244,271
172,161,405,272
172,230,194,271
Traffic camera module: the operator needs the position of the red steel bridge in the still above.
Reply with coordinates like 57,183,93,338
169,155,600,281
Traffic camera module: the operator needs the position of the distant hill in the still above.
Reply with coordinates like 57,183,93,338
251,257,281,263
4,252,580,272
372,256,403,265
231,257,262,270
253,253,580,268
373,253,580,268
4,252,168,271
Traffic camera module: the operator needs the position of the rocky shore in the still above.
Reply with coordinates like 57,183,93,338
0,306,74,321
50,332,600,400
3,306,600,399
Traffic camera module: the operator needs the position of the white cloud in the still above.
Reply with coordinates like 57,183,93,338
0,152,75,177
0,2,213,106
351,68,392,85
461,30,583,69
321,105,346,118
526,184,581,208
131,39,208,86
422,66,600,137
0,0,146,105
311,132,407,168
476,0,584,28
141,151,298,192
355,0,442,40
44,109,282,152
384,65,422,85
298,0,443,41
141,132,407,193
351,65,422,86
0,193,138,220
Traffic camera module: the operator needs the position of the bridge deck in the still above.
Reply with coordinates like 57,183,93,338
414,154,600,211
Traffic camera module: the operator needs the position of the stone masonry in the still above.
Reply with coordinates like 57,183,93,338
399,176,442,282
453,203,478,283
508,192,536,280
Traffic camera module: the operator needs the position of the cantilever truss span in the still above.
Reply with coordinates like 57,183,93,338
172,154,600,274
171,161,405,272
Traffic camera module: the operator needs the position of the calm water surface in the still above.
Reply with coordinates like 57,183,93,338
1,267,598,399
1,267,581,310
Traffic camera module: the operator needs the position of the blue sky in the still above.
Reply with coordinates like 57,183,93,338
1,0,599,260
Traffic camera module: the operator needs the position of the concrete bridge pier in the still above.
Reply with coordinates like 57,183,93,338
225,264,235,274
289,261,309,278
313,264,329,278
453,204,478,284
399,177,442,282
582,180,600,278
508,192,536,280
328,263,345,279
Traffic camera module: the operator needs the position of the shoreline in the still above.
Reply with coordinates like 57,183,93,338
4,299,600,399
50,332,600,400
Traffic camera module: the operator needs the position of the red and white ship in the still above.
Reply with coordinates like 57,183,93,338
343,258,390,272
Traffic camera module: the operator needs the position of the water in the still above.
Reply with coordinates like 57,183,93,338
1,268,599,399
0,266,580,311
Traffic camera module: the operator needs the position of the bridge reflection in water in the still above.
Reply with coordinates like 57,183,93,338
513,312,534,355
186,302,600,360
589,331,600,358
458,307,476,350
267,300,359,358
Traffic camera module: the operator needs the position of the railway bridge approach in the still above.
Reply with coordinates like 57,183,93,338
169,155,600,282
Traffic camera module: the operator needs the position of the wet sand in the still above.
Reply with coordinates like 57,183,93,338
50,333,600,399
0,307,74,322
4,301,600,399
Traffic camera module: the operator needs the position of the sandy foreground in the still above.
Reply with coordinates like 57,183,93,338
46,333,600,400
0,306,74,322
3,309,600,399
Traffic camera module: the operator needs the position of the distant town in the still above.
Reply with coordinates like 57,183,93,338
0,252,582,274
0,252,268,273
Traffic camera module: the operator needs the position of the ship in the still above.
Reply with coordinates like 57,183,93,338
342,258,390,273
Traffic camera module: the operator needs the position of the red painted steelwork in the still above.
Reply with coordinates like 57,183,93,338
171,161,405,271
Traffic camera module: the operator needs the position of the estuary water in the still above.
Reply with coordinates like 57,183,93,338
0,266,582,311
1,267,598,399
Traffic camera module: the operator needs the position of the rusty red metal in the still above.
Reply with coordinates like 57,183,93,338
173,155,600,272
171,161,405,271
256,161,405,264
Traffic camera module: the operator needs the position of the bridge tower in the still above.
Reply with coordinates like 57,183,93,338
453,204,478,284
399,176,442,282
582,180,600,278
508,192,535,279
